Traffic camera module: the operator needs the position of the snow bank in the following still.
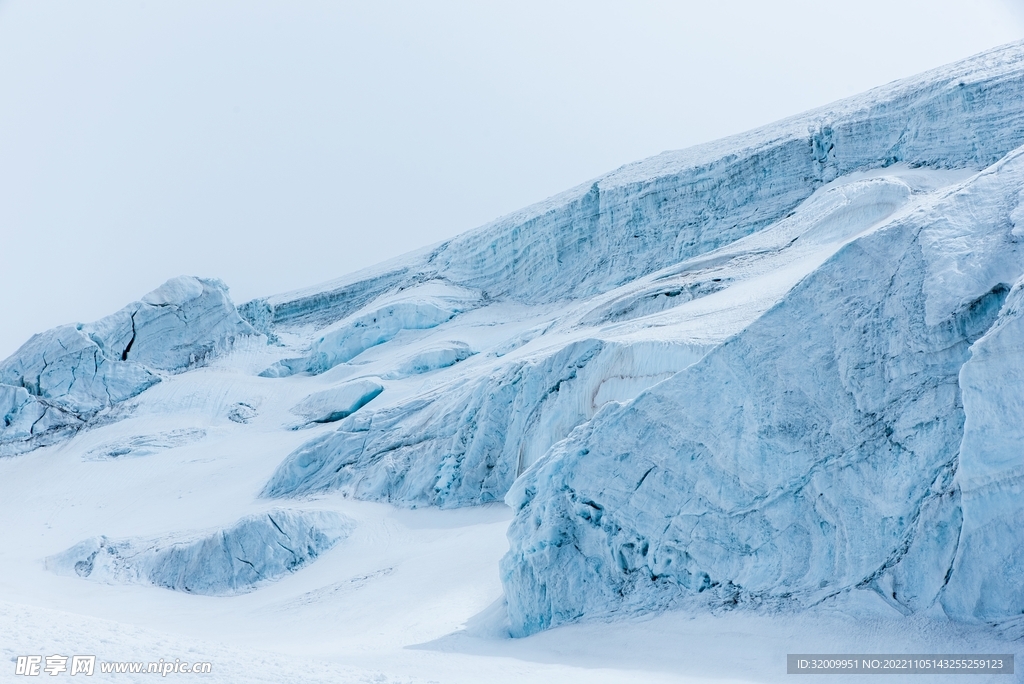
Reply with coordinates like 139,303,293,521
500,147,1024,636
46,509,351,595
0,277,254,455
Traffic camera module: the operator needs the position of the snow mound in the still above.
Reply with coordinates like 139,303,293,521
46,509,351,595
0,277,254,455
290,378,384,425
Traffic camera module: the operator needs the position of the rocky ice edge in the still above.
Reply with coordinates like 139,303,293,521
46,509,352,596
0,276,255,455
500,146,1024,637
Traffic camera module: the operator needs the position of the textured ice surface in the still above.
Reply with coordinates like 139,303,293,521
6,43,1024,647
263,340,706,507
0,276,254,455
500,146,1024,636
47,509,351,595
941,275,1024,637
290,378,384,425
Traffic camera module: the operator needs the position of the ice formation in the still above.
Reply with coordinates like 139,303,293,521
383,341,475,379
47,509,351,595
6,42,1024,639
0,276,254,455
290,378,385,425
501,149,1024,635
260,298,465,377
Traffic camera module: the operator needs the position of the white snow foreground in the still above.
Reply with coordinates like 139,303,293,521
3,42,1024,683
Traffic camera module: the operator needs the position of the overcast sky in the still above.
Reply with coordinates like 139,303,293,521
2,1,1023,359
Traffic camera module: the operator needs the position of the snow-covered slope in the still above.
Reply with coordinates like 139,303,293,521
3,41,1024,682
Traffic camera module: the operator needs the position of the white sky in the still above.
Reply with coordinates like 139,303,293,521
2,0,1023,360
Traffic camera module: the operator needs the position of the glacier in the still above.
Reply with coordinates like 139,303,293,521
263,338,705,506
3,40,1024,654
501,148,1024,636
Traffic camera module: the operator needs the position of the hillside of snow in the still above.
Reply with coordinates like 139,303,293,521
2,42,1024,683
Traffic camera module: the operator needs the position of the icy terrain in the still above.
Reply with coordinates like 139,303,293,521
2,42,1024,683
0,277,254,456
46,509,350,595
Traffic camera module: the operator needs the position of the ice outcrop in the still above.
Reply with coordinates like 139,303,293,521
249,45,1024,637
46,509,351,595
383,341,475,379
263,340,706,507
500,146,1024,636
259,170,961,512
0,277,255,455
261,298,463,378
290,378,384,425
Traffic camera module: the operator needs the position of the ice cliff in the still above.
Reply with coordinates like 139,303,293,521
501,148,1024,636
243,40,1024,332
8,42,1024,637
263,339,705,506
